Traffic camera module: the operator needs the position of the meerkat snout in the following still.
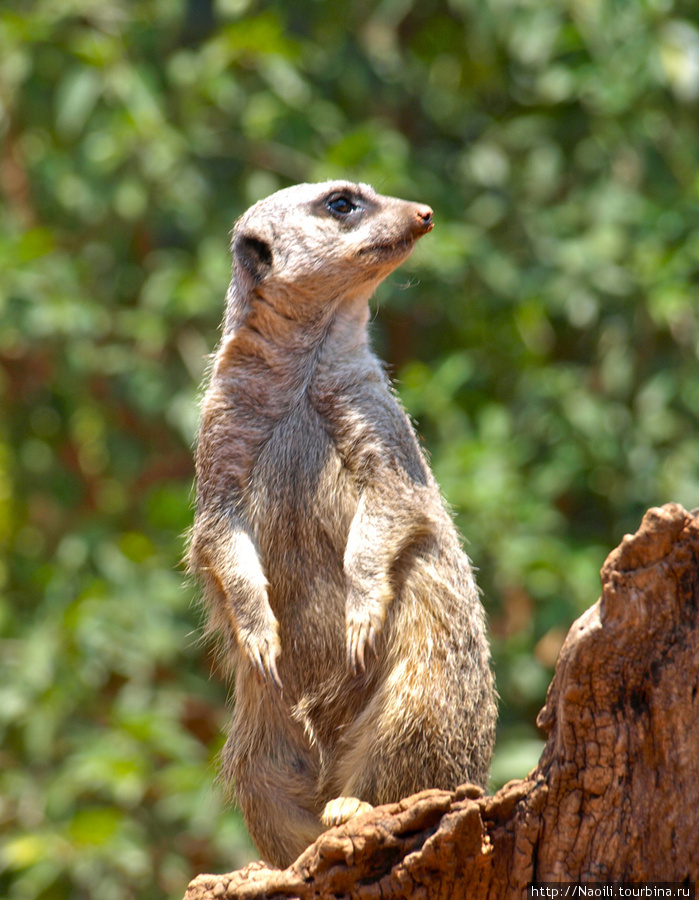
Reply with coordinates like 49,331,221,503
413,204,434,233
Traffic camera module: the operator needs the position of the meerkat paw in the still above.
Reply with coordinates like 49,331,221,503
240,629,283,692
346,609,384,675
321,796,374,828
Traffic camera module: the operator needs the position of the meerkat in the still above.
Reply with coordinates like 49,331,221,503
189,180,496,868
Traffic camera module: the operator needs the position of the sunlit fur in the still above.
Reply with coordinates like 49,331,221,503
189,181,496,868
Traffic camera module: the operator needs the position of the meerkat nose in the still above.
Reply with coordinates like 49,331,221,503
413,204,434,233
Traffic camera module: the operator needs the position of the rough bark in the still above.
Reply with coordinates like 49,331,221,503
184,503,699,899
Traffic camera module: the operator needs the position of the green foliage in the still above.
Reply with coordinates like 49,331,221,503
1,0,698,896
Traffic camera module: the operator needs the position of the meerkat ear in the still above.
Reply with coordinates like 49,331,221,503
234,232,273,284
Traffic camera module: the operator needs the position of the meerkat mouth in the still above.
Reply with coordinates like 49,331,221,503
358,237,415,258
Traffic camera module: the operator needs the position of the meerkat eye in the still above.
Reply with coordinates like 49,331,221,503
326,194,358,216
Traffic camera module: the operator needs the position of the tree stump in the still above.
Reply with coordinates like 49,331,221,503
183,503,699,899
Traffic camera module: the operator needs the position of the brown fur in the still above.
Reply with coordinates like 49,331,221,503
189,181,496,868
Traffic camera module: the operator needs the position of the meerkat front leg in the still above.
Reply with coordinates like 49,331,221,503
190,519,282,690
344,492,394,675
344,483,433,675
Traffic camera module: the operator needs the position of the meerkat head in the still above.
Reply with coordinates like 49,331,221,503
228,181,433,323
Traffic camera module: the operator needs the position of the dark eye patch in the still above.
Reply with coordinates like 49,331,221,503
311,186,376,224
326,194,358,215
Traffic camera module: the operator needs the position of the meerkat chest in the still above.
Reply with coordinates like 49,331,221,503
247,396,357,564
210,341,367,560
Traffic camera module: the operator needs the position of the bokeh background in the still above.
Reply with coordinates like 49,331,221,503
2,1,698,897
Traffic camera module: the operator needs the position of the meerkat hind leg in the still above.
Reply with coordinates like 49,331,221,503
321,796,374,827
235,754,325,867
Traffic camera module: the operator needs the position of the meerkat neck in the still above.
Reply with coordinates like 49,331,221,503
216,290,373,392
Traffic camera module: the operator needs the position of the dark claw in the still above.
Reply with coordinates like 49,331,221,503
367,626,376,658
348,627,359,676
346,625,368,677
356,629,366,673
251,647,263,679
268,654,283,692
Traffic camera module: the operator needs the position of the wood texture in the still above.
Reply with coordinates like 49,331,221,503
183,503,699,899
